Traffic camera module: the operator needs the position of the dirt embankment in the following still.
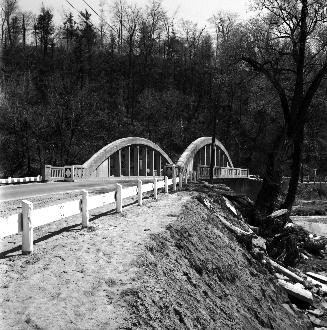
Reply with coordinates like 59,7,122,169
0,187,310,329
119,195,309,329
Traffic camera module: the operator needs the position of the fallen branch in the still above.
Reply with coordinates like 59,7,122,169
307,272,327,285
196,195,254,237
217,214,254,236
269,259,305,284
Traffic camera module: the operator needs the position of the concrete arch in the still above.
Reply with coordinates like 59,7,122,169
177,137,234,172
83,137,173,177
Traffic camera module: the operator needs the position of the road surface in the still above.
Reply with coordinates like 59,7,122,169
0,179,154,201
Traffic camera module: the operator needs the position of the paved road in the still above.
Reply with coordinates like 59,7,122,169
0,179,153,201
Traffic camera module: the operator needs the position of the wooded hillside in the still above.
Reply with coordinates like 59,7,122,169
0,0,326,182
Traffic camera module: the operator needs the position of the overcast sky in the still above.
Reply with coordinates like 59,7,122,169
19,0,252,28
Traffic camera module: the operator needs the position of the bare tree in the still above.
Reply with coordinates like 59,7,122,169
209,10,238,57
1,0,17,47
241,0,327,216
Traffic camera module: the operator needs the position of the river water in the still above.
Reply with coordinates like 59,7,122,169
291,216,327,236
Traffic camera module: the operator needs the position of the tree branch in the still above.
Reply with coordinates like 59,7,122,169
302,59,327,111
242,56,291,124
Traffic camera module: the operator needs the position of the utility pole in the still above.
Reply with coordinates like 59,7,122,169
210,102,217,184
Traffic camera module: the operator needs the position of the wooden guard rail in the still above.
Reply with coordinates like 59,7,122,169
0,169,190,255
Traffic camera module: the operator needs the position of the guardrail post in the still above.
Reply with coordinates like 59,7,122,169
154,178,158,200
81,190,89,228
138,180,143,206
172,165,177,191
164,176,168,193
179,172,183,189
22,200,33,255
116,184,122,213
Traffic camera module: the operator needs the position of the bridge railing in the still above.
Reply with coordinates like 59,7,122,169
44,164,161,182
44,165,85,181
49,166,65,180
198,165,249,179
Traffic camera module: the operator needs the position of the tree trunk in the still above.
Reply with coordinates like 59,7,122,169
282,128,304,210
254,131,288,224
1,17,6,46
22,14,26,48
6,16,12,46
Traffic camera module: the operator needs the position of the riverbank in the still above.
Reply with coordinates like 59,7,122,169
291,183,327,216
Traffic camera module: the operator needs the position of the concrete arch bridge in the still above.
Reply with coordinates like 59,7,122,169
43,137,249,181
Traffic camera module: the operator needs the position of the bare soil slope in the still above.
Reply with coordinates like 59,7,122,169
0,189,309,329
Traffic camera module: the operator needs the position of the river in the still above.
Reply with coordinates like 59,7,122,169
291,216,327,236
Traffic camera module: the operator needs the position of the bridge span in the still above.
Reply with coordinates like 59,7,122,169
43,136,248,182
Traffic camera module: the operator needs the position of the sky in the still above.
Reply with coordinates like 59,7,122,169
19,0,252,28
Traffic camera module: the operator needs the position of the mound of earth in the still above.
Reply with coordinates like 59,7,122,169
0,187,310,329
118,194,309,329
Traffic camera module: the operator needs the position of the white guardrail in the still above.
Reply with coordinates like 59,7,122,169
0,175,42,184
0,173,186,255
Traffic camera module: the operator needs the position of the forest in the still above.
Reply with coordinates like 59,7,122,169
0,0,327,212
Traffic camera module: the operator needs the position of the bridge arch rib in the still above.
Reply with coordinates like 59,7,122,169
177,137,234,172
83,137,173,178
